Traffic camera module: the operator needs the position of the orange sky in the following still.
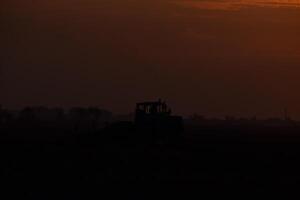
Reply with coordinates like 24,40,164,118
1,0,300,118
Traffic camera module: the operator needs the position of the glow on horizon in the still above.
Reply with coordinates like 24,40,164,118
175,0,300,10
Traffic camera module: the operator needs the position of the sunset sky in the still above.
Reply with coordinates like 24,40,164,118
2,0,300,118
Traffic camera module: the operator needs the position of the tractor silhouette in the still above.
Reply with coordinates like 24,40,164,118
134,99,183,140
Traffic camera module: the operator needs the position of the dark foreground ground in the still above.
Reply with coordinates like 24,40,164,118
1,123,300,198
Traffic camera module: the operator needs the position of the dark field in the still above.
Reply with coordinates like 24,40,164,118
1,122,300,198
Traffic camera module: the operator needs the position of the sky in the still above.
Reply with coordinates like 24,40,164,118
1,0,300,118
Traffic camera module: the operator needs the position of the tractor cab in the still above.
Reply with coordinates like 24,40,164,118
134,100,183,139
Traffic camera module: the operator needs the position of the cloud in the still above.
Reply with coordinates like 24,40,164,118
173,0,300,10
